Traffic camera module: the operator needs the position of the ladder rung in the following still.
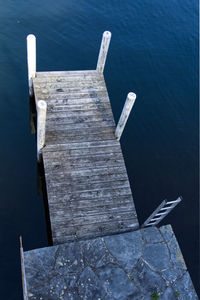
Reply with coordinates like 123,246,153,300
145,222,157,226
166,200,181,204
155,212,167,216
151,217,162,221
143,197,182,228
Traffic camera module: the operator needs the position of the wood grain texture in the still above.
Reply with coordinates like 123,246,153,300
33,69,139,245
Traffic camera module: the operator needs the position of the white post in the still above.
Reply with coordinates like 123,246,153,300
115,92,136,141
27,34,36,97
37,100,47,161
96,31,111,73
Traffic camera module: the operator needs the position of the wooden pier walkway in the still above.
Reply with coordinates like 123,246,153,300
29,32,139,245
21,32,199,300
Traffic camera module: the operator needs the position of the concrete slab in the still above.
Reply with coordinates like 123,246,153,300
23,225,198,299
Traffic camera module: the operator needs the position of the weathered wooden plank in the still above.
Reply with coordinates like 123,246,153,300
47,110,113,122
50,203,135,220
44,156,126,175
34,75,104,84
34,77,106,88
47,186,132,203
45,126,115,139
34,85,106,97
45,133,115,144
45,131,115,143
51,215,137,235
46,175,129,190
36,70,98,77
45,109,112,120
46,179,130,195
45,128,115,143
52,218,138,244
46,106,112,116
46,102,111,113
45,151,123,163
50,195,135,211
53,218,138,242
46,98,109,107
35,72,102,80
44,159,124,174
43,139,119,152
34,75,100,82
34,91,108,101
49,202,135,220
33,79,105,90
34,83,105,93
43,145,120,160
34,84,106,95
45,134,115,144
44,114,114,127
36,96,109,106
48,196,134,212
48,194,134,209
46,126,114,138
53,215,138,234
51,210,137,229
45,119,115,131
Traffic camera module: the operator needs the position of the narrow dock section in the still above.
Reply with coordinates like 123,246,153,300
33,70,139,244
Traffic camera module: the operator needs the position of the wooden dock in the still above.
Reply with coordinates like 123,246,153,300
29,32,139,245
21,32,199,300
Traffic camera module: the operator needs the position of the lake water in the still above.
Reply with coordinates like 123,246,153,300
0,0,198,298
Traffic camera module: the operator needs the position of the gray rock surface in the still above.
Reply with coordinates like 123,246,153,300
131,258,166,295
104,230,143,271
23,225,198,299
143,243,172,271
141,226,163,244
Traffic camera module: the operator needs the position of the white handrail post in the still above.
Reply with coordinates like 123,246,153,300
27,34,36,97
115,92,136,141
96,31,111,73
37,100,47,162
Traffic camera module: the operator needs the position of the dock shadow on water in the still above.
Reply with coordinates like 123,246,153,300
29,95,53,246
37,159,53,246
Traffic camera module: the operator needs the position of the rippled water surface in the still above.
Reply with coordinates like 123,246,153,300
0,0,198,298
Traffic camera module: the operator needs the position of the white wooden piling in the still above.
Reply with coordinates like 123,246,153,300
37,100,47,161
115,92,136,141
96,31,111,73
27,34,36,96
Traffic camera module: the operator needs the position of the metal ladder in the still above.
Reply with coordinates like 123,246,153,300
142,196,182,228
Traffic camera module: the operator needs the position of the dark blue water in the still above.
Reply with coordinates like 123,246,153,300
0,0,198,298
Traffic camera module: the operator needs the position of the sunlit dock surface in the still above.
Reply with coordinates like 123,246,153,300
33,69,139,244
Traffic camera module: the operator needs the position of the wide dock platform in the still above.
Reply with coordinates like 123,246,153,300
23,225,198,299
33,70,138,245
